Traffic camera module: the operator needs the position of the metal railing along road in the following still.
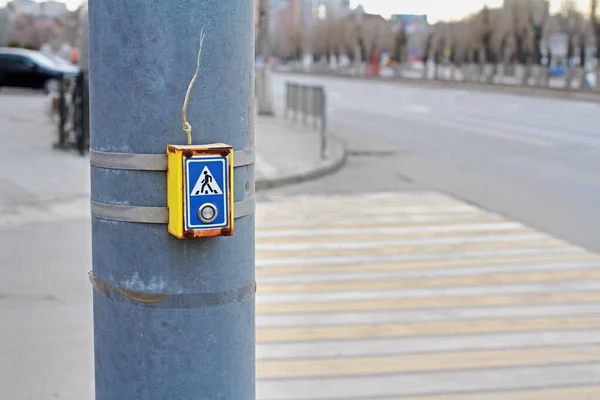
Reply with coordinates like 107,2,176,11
285,82,328,159
53,71,90,156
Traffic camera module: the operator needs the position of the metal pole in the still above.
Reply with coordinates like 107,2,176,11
285,81,290,118
320,89,327,159
58,76,66,146
257,0,274,115
303,86,308,125
296,84,301,120
292,84,298,120
312,87,318,129
88,1,255,399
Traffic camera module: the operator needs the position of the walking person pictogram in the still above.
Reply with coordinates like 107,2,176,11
198,171,216,194
190,165,223,196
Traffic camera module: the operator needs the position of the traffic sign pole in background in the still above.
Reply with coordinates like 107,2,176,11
88,1,255,398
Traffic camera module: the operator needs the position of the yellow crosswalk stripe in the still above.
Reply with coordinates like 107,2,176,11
257,291,600,315
256,253,600,277
256,316,600,342
258,269,600,293
255,192,600,397
257,217,507,231
257,346,600,379
257,201,462,211
257,240,564,258
373,385,600,400
257,208,484,222
256,228,532,243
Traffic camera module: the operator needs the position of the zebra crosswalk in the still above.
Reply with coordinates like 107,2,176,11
254,192,600,400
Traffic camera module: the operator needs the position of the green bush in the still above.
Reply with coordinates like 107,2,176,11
7,40,21,48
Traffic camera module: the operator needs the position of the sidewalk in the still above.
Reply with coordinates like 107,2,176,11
255,115,345,190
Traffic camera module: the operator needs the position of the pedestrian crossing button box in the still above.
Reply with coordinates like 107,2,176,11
167,144,234,239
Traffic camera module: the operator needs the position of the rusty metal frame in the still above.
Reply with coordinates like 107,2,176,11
89,148,255,171
90,197,255,224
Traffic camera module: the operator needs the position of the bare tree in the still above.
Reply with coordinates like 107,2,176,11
10,14,65,49
339,17,360,63
490,8,512,82
482,8,493,61
392,21,407,64
432,22,448,80
286,25,305,61
530,0,550,66
364,16,393,64
256,0,274,116
421,30,434,79
452,20,475,81
313,19,344,64
591,0,600,89
464,14,484,81
446,23,458,80
558,0,586,88
472,6,503,82
508,0,533,84
529,0,550,85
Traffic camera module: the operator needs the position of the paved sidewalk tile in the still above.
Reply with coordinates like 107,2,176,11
255,116,323,182
0,91,89,209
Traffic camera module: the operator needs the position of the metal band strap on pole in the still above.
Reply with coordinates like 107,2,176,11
90,197,255,224
90,148,256,223
90,273,256,308
89,148,255,171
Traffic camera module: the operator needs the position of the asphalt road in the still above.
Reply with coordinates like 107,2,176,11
272,73,600,253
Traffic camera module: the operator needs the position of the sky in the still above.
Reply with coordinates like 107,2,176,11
349,0,590,22
0,0,591,22
0,0,82,10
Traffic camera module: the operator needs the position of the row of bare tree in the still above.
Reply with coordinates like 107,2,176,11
272,0,600,88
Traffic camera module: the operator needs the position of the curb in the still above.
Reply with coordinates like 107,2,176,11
277,69,600,104
255,136,347,191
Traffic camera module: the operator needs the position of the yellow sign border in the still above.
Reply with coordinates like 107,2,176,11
166,143,234,239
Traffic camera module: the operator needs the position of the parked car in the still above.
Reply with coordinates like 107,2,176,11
0,47,80,93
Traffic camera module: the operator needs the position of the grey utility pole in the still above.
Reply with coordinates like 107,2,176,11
256,0,275,115
88,1,255,399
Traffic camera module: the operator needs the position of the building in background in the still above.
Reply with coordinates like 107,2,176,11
2,0,73,51
392,14,429,63
8,0,39,16
300,0,315,32
313,0,351,21
39,0,68,19
270,0,352,34
273,0,302,34
6,0,68,18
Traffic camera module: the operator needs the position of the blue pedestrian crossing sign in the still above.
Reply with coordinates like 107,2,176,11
185,156,228,229
167,144,234,239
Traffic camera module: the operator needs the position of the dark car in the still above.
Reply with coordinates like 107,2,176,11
0,47,80,93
